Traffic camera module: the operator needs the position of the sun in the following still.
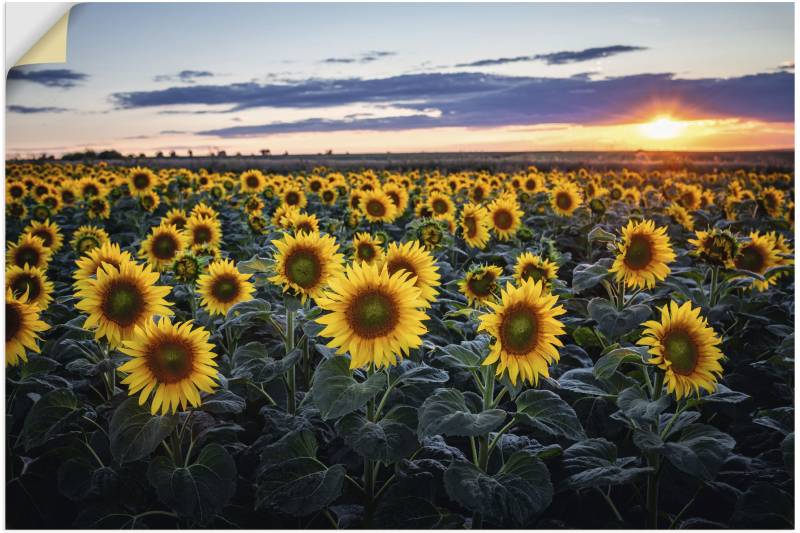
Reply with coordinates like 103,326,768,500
639,116,686,140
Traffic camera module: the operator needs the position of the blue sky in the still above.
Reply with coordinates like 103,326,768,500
6,2,795,155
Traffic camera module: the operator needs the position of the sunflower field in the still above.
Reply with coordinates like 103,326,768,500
5,162,795,529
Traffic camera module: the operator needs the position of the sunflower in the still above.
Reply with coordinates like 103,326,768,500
139,191,160,212
119,318,219,414
676,185,702,210
460,265,503,307
87,197,111,220
478,279,566,385
759,186,785,217
190,202,218,220
730,231,781,291
514,252,559,287
75,261,173,347
352,232,384,265
7,234,52,269
7,181,27,202
382,183,409,215
240,169,267,194
611,219,676,289
58,182,79,207
173,252,202,284
487,196,524,241
281,185,308,209
163,208,188,230
427,192,455,219
243,195,265,216
269,231,344,303
666,203,695,232
184,215,222,251
688,228,739,266
6,264,54,310
320,186,338,205
71,225,110,255
360,189,398,223
23,219,64,253
6,289,49,367
128,167,158,196
74,241,134,283
460,203,491,249
197,259,256,316
381,240,441,307
550,181,583,216
7,201,27,220
638,300,723,399
315,262,429,369
285,211,321,235
30,203,53,222
140,224,188,271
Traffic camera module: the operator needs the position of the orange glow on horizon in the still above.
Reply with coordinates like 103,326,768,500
638,116,687,140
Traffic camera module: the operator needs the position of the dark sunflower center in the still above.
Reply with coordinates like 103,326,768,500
680,192,695,207
296,222,314,234
148,339,194,382
310,181,322,192
387,259,417,280
432,199,448,214
171,217,187,230
84,184,99,196
350,196,361,209
473,187,485,201
521,264,545,282
133,174,150,190
624,234,654,270
152,234,179,260
493,209,513,230
663,330,698,375
246,176,259,188
357,243,376,261
611,188,622,200
32,206,50,221
346,290,398,339
35,186,48,197
15,245,40,267
500,305,539,354
77,236,101,254
556,192,573,210
366,200,386,217
102,280,145,326
387,192,400,206
764,194,777,209
467,273,495,297
735,244,765,273
465,215,478,237
285,249,321,288
6,302,21,342
285,192,300,205
32,229,53,247
211,274,240,303
11,274,42,302
525,179,536,190
193,226,212,245
62,190,75,203
10,186,23,198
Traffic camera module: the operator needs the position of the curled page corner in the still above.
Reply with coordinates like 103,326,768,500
12,6,72,68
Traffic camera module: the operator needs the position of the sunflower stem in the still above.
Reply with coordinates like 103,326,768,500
364,376,376,527
646,371,665,529
474,364,495,528
285,308,296,415
709,265,720,307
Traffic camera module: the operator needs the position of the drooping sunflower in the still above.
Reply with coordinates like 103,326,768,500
666,203,695,232
140,224,189,271
352,232,385,265
240,169,267,194
269,231,344,303
460,203,491,249
638,300,723,399
688,228,739,266
6,264,54,309
460,265,503,306
611,219,676,289
7,234,52,269
74,241,134,283
478,279,566,385
315,262,429,369
381,240,441,307
128,167,158,196
119,318,219,415
514,252,559,287
23,219,64,254
184,215,222,251
75,261,173,347
197,259,256,316
360,189,398,223
487,196,524,241
550,181,583,216
759,186,785,218
730,231,781,291
6,288,49,367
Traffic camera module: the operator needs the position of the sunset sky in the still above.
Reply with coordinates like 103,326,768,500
6,2,795,157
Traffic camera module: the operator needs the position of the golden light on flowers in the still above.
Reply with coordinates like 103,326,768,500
666,203,695,231
185,214,222,251
460,265,502,306
731,231,781,291
315,261,429,369
119,318,219,414
7,234,52,269
197,259,257,316
74,241,134,283
71,225,110,255
550,181,583,216
140,224,188,271
6,264,54,310
240,169,266,194
638,300,723,399
487,196,523,241
381,240,441,307
360,189,398,223
128,167,158,195
75,260,173,347
460,203,491,249
352,232,384,265
269,231,344,303
688,228,739,266
514,252,559,287
6,288,48,367
478,279,566,385
611,219,676,289
23,220,63,253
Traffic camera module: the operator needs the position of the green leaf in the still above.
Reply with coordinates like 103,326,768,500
587,226,617,244
310,357,385,420
616,385,671,426
752,407,793,435
336,405,418,462
634,423,735,481
221,299,273,330
19,389,81,451
256,458,345,517
781,433,793,476
688,384,750,406
443,450,552,525
231,342,301,384
572,258,612,293
375,494,449,528
109,397,179,464
418,388,506,439
389,359,449,387
201,389,246,414
587,298,651,340
515,389,586,441
561,438,652,490
435,336,489,370
261,429,318,466
593,347,645,379
237,255,273,274
147,443,237,523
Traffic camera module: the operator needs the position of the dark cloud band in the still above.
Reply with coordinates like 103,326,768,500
7,68,88,88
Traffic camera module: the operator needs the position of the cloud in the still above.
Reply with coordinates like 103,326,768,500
321,51,396,64
777,62,794,71
455,45,647,67
7,68,88,88
154,70,215,83
7,105,70,114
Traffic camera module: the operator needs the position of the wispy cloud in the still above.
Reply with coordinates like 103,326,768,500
455,45,647,67
7,68,89,88
321,50,396,64
7,105,70,114
154,70,215,83
777,61,794,71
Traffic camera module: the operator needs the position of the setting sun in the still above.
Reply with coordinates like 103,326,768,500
639,116,686,140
